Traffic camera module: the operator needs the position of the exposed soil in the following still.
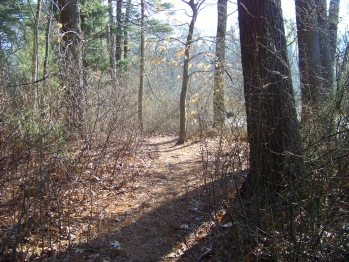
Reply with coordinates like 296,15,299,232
49,135,237,262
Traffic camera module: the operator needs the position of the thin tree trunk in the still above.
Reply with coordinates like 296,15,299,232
124,0,131,60
115,0,123,67
213,0,227,127
43,0,53,79
178,0,202,144
108,0,116,78
32,0,42,83
328,0,340,63
328,0,341,113
138,0,145,133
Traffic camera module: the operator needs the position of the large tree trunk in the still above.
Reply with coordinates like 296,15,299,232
58,0,84,139
295,0,323,122
238,0,303,200
138,0,145,133
213,0,227,128
177,0,202,144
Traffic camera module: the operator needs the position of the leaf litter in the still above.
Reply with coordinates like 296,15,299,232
0,135,244,261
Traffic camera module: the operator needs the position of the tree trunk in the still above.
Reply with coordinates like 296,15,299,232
295,0,323,121
124,0,131,60
115,0,123,67
32,0,42,83
31,0,42,112
328,0,340,63
43,0,53,79
238,0,303,200
108,0,116,78
178,0,202,144
213,0,227,128
138,0,145,133
58,0,84,139
328,0,341,112
316,0,334,95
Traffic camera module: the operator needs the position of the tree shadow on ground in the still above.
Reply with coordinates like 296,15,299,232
47,182,215,261
0,136,242,261
144,138,200,154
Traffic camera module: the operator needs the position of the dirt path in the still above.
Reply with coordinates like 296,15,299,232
109,136,210,261
56,136,217,261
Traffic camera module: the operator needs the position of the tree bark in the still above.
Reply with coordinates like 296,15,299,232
295,0,323,121
213,0,227,128
328,0,340,63
31,0,42,110
58,0,84,138
238,0,303,199
124,0,131,60
177,0,203,144
32,0,42,83
108,0,116,78
115,0,123,66
43,0,53,79
138,0,145,133
316,0,334,95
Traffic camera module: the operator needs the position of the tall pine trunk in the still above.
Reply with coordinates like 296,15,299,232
213,0,227,128
115,0,123,68
124,0,131,60
107,0,116,79
138,0,145,133
316,0,334,95
32,0,42,83
58,0,84,139
238,0,303,200
43,0,53,79
329,0,340,63
295,0,323,122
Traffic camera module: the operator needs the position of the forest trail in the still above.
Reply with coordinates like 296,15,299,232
57,135,221,261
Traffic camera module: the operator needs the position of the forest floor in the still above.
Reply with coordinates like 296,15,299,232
48,135,244,261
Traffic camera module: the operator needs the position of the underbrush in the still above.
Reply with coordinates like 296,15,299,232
199,107,349,261
0,78,143,261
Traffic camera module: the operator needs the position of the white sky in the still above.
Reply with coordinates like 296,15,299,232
168,0,349,35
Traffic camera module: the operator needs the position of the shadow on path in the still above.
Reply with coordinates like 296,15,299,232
50,180,215,261
44,136,240,261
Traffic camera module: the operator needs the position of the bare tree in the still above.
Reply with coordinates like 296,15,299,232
177,0,205,144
